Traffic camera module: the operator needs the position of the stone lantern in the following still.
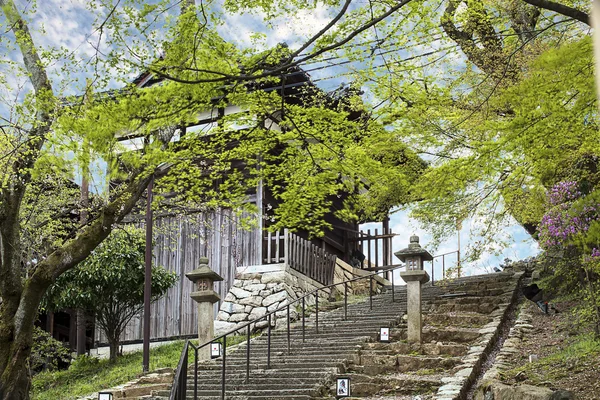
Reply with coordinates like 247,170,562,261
395,235,433,344
186,257,223,360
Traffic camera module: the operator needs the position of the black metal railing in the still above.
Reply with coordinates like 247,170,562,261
170,340,198,400
168,263,408,400
431,250,460,284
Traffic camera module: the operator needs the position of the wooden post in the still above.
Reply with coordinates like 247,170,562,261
267,231,272,263
143,176,154,372
367,229,371,269
375,228,379,270
275,230,280,263
284,229,289,267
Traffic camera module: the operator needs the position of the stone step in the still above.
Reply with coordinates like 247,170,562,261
351,354,462,375
153,388,317,398
429,302,501,314
361,341,468,357
386,326,481,343
184,375,327,385
332,372,443,397
189,361,348,372
186,381,320,390
152,389,313,400
427,295,510,305
425,312,492,327
203,356,352,367
222,348,361,360
163,272,520,400
187,368,338,380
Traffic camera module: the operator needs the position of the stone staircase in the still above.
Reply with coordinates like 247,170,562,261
149,272,522,400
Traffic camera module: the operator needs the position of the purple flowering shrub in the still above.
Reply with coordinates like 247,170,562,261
539,181,600,248
539,182,600,335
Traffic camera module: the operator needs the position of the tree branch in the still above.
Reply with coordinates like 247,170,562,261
286,0,353,61
147,0,414,85
14,171,154,338
520,0,589,25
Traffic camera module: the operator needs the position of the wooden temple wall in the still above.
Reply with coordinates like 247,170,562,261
95,209,261,344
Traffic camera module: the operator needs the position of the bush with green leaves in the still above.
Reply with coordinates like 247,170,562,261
45,227,178,362
30,327,71,374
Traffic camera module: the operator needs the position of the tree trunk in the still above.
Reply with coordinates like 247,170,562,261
0,280,47,400
0,336,31,400
107,331,120,364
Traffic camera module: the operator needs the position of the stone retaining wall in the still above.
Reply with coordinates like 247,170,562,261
474,303,573,400
216,260,389,334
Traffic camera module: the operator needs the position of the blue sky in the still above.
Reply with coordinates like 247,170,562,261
5,0,540,272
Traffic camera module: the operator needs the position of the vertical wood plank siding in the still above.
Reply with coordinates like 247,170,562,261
96,209,261,344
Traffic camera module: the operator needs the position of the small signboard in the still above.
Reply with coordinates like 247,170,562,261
98,393,113,400
336,377,350,398
211,342,222,359
380,327,390,342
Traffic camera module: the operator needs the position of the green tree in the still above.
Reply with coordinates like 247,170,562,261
0,1,423,398
1,0,593,397
344,0,596,255
44,228,177,362
405,37,598,256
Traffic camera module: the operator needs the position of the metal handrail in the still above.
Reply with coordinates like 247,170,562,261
169,263,410,400
432,250,460,282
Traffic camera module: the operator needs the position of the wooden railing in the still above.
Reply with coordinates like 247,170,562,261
263,230,286,264
346,228,395,271
263,229,336,286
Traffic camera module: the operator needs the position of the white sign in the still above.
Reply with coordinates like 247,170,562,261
336,377,350,397
211,342,222,359
380,327,390,342
98,393,113,400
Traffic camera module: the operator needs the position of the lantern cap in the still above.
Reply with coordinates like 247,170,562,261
186,259,224,282
394,235,433,262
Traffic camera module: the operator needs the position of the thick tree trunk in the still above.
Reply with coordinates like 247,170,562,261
108,337,119,364
0,276,48,400
0,339,31,400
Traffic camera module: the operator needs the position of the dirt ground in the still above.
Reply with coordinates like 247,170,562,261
500,300,600,399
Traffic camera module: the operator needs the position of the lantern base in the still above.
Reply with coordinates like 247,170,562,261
190,290,221,304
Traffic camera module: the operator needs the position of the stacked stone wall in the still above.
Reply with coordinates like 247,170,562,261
216,261,389,334
216,264,327,332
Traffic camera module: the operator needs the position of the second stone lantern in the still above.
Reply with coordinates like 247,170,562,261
394,235,433,344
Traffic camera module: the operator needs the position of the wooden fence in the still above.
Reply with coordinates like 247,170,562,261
346,227,395,271
263,229,336,286
96,209,261,344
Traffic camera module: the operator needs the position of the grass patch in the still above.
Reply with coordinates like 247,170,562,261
32,341,185,400
500,334,600,385
415,368,437,375
32,335,249,400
